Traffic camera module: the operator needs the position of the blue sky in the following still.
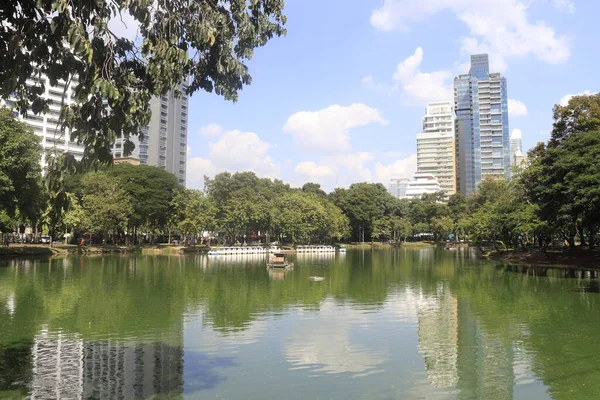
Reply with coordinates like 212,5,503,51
182,0,597,191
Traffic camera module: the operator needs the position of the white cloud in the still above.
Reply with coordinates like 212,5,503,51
283,104,388,152
186,157,218,189
361,75,390,92
198,124,223,136
186,129,279,189
508,99,528,117
374,154,418,184
553,0,575,14
511,128,522,140
292,152,375,189
328,152,374,183
559,90,594,106
392,47,453,105
295,161,336,179
208,130,278,175
370,0,570,69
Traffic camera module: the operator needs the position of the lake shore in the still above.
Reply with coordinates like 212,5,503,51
486,248,600,268
0,244,210,259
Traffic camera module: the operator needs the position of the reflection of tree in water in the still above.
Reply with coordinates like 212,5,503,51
183,351,237,392
0,340,32,397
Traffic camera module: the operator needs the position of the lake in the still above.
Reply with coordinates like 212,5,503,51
1,248,600,399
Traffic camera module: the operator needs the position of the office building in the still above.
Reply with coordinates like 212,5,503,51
417,101,456,197
454,54,510,196
113,85,188,186
1,73,188,185
509,129,522,166
389,178,409,198
389,173,442,200
405,173,442,199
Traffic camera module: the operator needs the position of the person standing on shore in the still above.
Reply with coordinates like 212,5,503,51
4,237,9,248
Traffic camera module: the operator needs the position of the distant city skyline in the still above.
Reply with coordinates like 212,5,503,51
176,0,595,191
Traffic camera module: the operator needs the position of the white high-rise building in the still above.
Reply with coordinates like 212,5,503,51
416,101,456,197
1,73,188,185
509,129,522,166
405,173,442,199
0,74,86,170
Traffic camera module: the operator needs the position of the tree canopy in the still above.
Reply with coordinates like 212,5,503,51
0,0,286,163
0,108,44,232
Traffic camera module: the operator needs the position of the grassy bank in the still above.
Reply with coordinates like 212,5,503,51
0,246,54,257
0,244,209,259
486,248,600,268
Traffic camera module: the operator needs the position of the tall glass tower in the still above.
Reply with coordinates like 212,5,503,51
454,54,509,195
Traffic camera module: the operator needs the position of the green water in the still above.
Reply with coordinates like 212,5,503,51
1,249,600,399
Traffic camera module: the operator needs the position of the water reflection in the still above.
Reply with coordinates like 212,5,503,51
3,251,600,398
285,301,386,377
0,329,185,399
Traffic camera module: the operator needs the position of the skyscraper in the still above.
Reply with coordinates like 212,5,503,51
454,54,510,195
416,101,456,197
509,129,522,166
114,84,188,186
0,73,86,170
0,73,188,185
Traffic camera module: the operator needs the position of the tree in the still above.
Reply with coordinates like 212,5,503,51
551,94,600,145
106,163,180,235
331,183,392,242
0,108,44,232
172,189,216,245
1,1,286,163
79,172,133,241
431,216,454,241
302,182,327,197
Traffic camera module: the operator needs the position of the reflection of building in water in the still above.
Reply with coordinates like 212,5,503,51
29,329,184,399
417,289,459,388
416,289,530,398
31,329,84,399
456,298,515,400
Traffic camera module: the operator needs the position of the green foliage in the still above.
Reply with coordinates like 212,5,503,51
172,188,217,240
106,163,180,230
78,172,133,238
551,93,600,145
0,1,286,164
0,108,44,231
330,183,393,241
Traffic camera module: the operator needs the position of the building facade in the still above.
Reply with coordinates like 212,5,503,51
388,178,409,199
1,74,188,185
113,85,188,186
389,174,442,200
454,54,510,196
416,101,456,197
0,74,86,170
509,129,522,167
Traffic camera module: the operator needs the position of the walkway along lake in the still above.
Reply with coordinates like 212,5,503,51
1,248,599,399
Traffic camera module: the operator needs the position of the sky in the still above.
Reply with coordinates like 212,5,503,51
113,0,599,191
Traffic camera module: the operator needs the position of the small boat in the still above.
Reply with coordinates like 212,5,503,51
307,276,325,281
267,253,293,269
338,245,347,253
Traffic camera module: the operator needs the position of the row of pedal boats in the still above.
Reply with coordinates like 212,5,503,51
207,245,346,256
